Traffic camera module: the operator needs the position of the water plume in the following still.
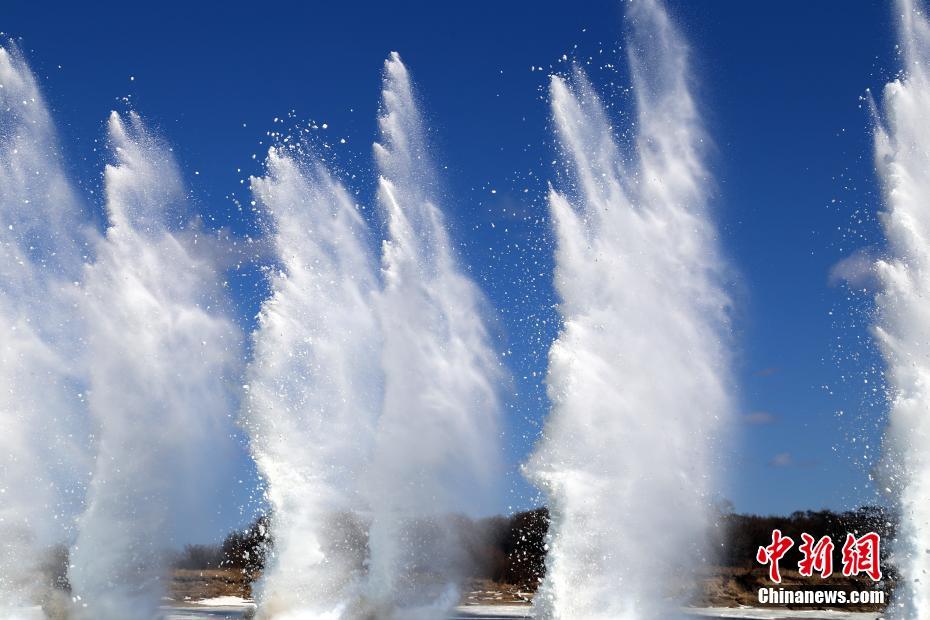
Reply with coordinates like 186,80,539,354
872,1,930,616
0,44,91,615
243,54,504,620
526,1,734,618
245,148,381,619
67,111,243,620
358,52,504,618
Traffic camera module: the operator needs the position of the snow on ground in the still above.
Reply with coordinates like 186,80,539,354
192,596,256,607
454,606,533,618
0,606,44,620
164,598,255,619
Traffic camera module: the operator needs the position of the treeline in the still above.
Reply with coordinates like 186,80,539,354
175,508,549,587
176,505,894,587
173,514,270,578
716,506,895,576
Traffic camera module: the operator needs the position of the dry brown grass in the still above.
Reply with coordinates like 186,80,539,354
168,569,255,603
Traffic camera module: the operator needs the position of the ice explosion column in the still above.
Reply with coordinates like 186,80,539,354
527,1,734,618
362,52,504,616
68,112,243,620
245,148,381,619
873,1,930,617
0,45,91,614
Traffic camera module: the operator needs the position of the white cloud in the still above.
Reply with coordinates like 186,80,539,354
828,247,878,289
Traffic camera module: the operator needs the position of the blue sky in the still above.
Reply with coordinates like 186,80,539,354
2,0,902,531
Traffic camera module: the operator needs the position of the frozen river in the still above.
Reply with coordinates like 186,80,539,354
160,600,883,620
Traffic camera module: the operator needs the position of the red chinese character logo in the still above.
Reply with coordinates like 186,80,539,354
841,532,881,581
798,533,834,578
757,529,794,583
